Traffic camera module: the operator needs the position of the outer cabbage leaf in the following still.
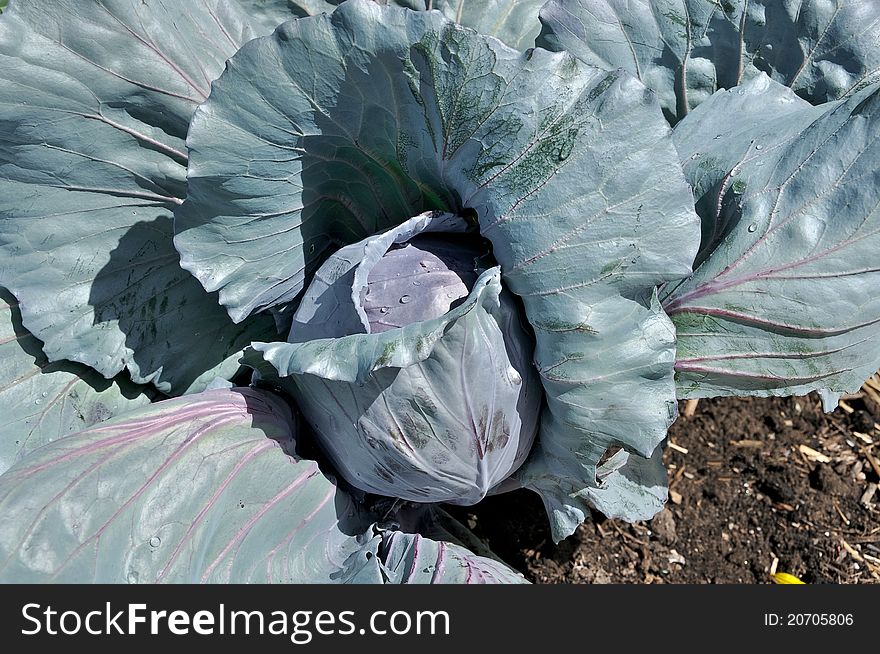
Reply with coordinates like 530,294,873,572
380,531,527,583
0,387,526,583
0,0,277,394
0,388,384,583
421,1,545,51
253,1,544,49
284,0,426,18
177,0,700,541
236,0,304,32
539,0,880,124
287,0,347,16
249,212,541,505
0,287,156,475
663,75,880,403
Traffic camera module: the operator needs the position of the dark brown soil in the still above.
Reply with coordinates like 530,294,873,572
457,391,880,584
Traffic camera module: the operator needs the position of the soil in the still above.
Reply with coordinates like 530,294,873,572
454,390,880,584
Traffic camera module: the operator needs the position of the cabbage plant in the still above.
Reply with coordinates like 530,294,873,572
0,0,877,584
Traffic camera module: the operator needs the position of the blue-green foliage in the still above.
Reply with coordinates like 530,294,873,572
0,0,877,584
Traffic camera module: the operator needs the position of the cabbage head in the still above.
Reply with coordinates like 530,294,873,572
251,212,542,504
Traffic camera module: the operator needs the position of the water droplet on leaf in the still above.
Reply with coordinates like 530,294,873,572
747,223,757,232
149,536,161,548
754,144,763,150
399,295,411,304
379,307,389,314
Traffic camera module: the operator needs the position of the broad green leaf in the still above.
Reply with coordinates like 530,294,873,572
539,0,880,124
0,387,526,583
177,0,700,541
663,75,880,401
0,0,277,394
0,287,156,475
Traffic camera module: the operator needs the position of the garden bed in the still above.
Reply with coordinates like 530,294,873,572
456,387,880,583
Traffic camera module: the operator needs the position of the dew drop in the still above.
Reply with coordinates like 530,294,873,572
736,89,745,95
41,391,48,398
754,144,763,150
747,223,757,232
379,307,389,314
34,399,41,406
399,295,411,304
412,280,421,286
149,536,161,548
309,243,316,254
422,565,435,573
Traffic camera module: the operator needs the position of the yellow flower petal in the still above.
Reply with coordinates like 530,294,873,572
771,572,805,584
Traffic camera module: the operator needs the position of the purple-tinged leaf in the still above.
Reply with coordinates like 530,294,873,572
0,388,384,583
664,75,880,402
380,531,528,584
362,232,485,333
0,386,527,583
0,286,156,475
